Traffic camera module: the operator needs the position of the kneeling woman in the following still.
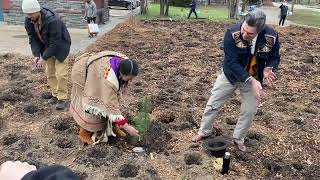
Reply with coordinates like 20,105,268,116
70,51,139,144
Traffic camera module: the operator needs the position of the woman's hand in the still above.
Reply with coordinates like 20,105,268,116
120,123,139,137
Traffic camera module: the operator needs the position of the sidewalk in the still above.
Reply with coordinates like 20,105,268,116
0,7,140,56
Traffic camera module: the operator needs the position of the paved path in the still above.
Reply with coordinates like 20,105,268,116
0,8,139,55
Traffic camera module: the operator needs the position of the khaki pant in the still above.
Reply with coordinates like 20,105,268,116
46,57,69,100
198,72,258,143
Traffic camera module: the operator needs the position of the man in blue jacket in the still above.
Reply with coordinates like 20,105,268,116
192,9,280,152
22,0,71,110
188,0,198,19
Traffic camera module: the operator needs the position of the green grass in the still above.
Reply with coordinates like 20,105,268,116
139,3,228,20
287,9,320,27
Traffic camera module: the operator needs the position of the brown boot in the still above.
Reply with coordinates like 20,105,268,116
113,125,127,138
79,127,94,145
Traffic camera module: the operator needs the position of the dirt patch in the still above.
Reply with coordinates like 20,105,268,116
118,163,140,178
142,121,172,153
262,158,282,174
184,152,202,165
77,145,123,167
0,21,319,179
74,171,88,180
225,117,237,125
23,104,39,114
49,116,78,134
154,111,176,124
2,134,19,146
41,92,53,100
55,137,75,149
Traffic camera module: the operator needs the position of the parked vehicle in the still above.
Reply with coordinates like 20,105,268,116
109,0,136,10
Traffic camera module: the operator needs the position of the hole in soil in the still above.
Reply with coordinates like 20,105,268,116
247,132,264,141
292,163,304,171
56,137,75,148
75,171,88,180
291,118,306,125
118,163,140,178
51,121,71,131
41,92,53,100
184,152,202,165
2,134,19,145
24,104,39,114
146,168,161,180
234,151,251,162
87,148,106,159
226,117,237,125
133,88,143,93
134,82,143,86
49,117,77,133
0,92,22,102
262,159,282,173
304,107,318,115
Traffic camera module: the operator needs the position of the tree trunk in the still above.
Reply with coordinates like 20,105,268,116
291,0,295,13
165,0,170,16
241,0,248,13
140,0,148,14
160,0,165,16
229,0,238,18
307,0,311,5
208,0,211,5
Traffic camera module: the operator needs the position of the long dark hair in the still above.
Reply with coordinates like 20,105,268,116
119,59,139,76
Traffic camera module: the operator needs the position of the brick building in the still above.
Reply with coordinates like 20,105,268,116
1,0,109,28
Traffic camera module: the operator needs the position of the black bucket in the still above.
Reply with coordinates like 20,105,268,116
203,137,228,158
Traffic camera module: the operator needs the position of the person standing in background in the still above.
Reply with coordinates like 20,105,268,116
188,0,198,19
93,0,106,24
279,0,288,26
22,0,71,110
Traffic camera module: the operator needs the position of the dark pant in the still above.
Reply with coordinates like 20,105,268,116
188,8,198,19
87,17,96,24
279,15,286,26
96,8,105,24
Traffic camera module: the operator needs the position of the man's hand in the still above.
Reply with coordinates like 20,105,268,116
36,57,46,69
263,67,276,87
120,123,139,137
0,161,36,180
33,57,40,68
251,78,264,102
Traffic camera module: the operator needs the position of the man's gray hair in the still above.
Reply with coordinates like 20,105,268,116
244,8,266,32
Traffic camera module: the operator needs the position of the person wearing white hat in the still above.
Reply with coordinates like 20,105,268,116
22,0,71,110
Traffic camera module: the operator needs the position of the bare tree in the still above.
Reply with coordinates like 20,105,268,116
160,0,170,16
229,0,239,18
165,0,170,16
140,0,148,14
241,0,248,13
291,0,296,13
160,0,165,15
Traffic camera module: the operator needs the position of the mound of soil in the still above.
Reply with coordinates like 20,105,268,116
118,163,140,178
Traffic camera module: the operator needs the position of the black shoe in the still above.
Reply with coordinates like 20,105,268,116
56,100,66,110
48,97,58,104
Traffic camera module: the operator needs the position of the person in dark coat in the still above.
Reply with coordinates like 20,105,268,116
188,0,198,19
279,0,289,26
22,0,71,110
192,9,281,152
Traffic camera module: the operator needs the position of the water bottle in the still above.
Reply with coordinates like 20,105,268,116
221,152,231,175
